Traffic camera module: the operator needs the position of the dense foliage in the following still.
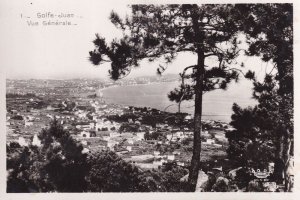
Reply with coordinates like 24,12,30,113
7,119,89,192
144,131,167,141
7,120,189,192
86,151,141,192
119,122,140,133
226,4,293,191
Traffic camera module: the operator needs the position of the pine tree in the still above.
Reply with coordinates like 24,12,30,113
89,4,244,190
233,4,293,190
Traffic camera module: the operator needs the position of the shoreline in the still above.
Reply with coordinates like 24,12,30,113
98,81,178,92
96,82,231,124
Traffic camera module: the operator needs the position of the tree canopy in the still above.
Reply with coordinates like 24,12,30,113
89,5,242,89
226,3,293,191
89,4,248,190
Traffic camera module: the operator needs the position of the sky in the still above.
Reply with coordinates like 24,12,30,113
0,0,273,81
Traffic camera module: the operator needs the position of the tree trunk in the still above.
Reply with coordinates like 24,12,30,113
178,101,181,113
284,136,293,191
274,112,294,192
187,9,205,191
274,64,293,191
274,128,285,184
188,50,205,191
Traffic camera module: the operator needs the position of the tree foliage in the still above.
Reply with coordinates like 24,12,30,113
7,120,190,192
227,103,277,168
119,122,140,133
86,151,141,192
227,3,293,190
90,5,241,88
7,119,89,192
89,4,244,190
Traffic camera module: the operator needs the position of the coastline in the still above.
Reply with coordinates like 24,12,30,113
96,80,257,123
98,81,176,92
97,81,238,123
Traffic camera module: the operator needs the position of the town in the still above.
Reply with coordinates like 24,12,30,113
6,78,231,171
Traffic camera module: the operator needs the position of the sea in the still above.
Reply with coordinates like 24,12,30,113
100,80,257,123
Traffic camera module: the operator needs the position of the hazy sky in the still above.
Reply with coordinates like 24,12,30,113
1,0,272,81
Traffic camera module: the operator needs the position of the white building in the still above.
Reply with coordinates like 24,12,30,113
110,132,119,138
214,134,227,143
107,140,119,149
173,150,181,155
184,115,192,121
153,159,164,166
78,113,86,118
95,119,116,131
126,146,132,152
25,121,33,127
213,143,223,147
102,136,111,141
32,134,41,147
203,138,215,145
46,105,54,110
82,148,90,154
76,123,90,130
136,132,145,140
153,151,160,157
175,131,184,138
46,114,54,119
167,154,175,161
92,115,98,121
89,122,95,129
127,138,134,144
166,134,172,141
18,137,29,147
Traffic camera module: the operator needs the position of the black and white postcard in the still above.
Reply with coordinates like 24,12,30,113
0,0,298,199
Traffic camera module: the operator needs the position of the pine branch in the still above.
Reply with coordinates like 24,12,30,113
224,68,246,76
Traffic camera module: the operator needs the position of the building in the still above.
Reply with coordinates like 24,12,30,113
18,137,29,146
153,151,160,157
32,134,41,147
126,146,132,152
107,140,119,149
136,132,145,140
167,154,175,161
76,122,90,130
24,121,33,127
203,138,215,145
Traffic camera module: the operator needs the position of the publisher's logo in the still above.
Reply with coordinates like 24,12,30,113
250,162,274,179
